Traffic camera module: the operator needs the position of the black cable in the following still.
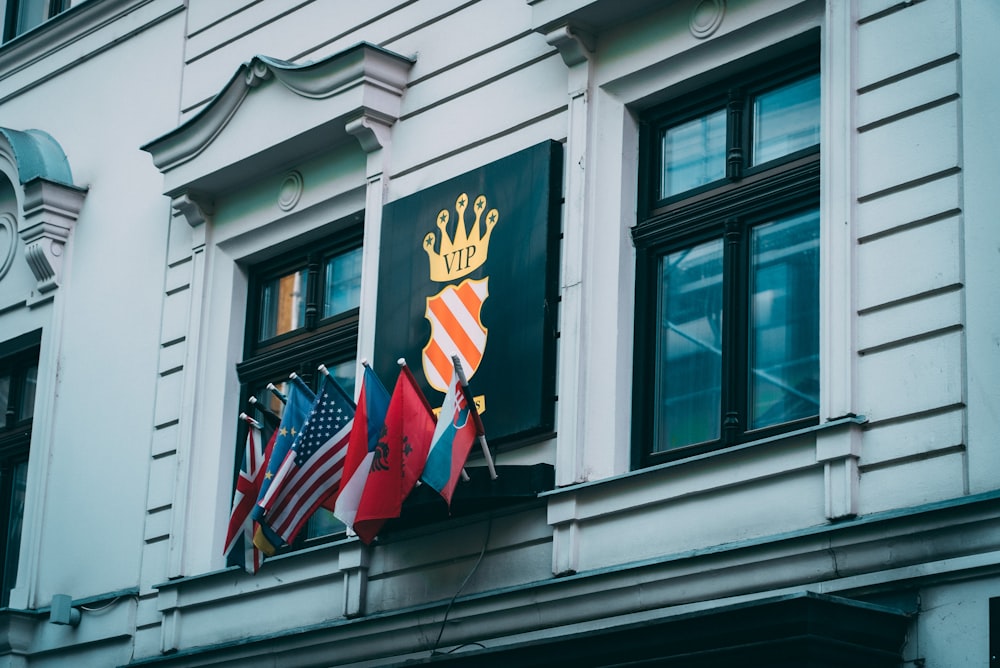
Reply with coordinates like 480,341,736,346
430,510,495,656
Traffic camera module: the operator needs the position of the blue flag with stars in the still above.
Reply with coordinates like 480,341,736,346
256,374,355,544
251,375,315,554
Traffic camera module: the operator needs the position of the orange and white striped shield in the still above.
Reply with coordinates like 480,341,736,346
422,277,489,394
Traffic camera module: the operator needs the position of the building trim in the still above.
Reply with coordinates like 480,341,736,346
127,490,1000,666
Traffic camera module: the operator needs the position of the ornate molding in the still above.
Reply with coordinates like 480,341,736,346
544,24,595,67
345,113,394,154
277,171,304,211
142,44,414,198
171,193,214,228
689,0,726,39
0,213,17,281
18,178,87,305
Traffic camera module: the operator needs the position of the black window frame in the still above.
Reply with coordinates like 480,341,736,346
0,330,40,607
234,225,363,553
2,0,68,43
632,47,821,468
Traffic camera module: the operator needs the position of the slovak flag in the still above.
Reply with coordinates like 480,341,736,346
421,365,478,506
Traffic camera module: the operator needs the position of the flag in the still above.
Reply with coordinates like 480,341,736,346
421,365,478,506
334,364,391,531
224,418,267,574
353,364,435,544
252,375,315,555
258,374,355,544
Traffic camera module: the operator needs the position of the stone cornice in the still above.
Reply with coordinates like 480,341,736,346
141,43,414,199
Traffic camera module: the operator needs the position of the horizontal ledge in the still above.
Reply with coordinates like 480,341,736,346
541,415,869,498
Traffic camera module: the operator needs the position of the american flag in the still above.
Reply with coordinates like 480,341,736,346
258,374,355,544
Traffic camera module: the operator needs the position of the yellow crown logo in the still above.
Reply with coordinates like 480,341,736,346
423,193,498,282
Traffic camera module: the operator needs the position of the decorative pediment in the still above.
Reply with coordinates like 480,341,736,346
0,128,87,305
141,43,414,204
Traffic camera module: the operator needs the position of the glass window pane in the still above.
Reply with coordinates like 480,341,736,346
323,247,362,318
305,508,345,539
752,74,820,165
749,209,820,429
18,365,36,422
3,460,28,602
660,109,727,198
258,268,308,341
326,359,356,399
14,0,48,36
656,238,724,451
0,374,9,427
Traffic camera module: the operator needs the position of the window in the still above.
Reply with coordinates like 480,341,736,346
2,0,68,43
633,50,820,465
0,331,39,606
234,227,362,551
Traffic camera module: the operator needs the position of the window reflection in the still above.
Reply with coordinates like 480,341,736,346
752,74,820,166
660,109,727,198
2,461,26,598
19,365,36,423
657,238,724,451
324,247,362,319
749,209,820,429
0,374,9,427
258,269,308,341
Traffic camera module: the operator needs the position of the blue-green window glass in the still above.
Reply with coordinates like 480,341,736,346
258,268,308,342
323,247,362,318
660,108,727,198
4,0,67,42
0,373,9,423
749,209,820,429
2,461,27,599
657,238,724,451
19,365,36,422
752,74,821,166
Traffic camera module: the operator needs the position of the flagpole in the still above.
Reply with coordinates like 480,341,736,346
239,412,263,429
248,396,281,428
451,356,497,480
266,383,288,405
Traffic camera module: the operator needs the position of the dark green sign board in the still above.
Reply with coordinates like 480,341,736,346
374,140,563,446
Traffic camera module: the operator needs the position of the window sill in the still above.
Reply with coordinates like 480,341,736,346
541,414,868,499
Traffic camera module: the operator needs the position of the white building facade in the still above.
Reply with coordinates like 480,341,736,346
0,0,998,666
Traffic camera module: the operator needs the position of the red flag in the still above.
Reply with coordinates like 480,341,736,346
353,364,435,544
335,365,391,531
